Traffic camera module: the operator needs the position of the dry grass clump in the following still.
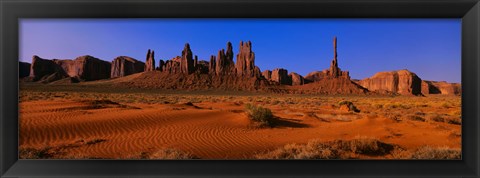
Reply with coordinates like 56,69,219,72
405,114,426,122
147,148,195,159
446,117,461,125
245,103,275,127
411,146,461,159
255,137,395,159
427,114,445,123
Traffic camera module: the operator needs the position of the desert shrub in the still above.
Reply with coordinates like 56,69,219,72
446,117,461,125
411,146,461,159
405,115,426,122
19,146,53,159
338,101,360,113
245,103,274,127
347,136,394,155
255,137,395,159
148,148,195,159
428,114,445,123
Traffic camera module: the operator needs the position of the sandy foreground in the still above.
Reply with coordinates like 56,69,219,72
19,89,461,159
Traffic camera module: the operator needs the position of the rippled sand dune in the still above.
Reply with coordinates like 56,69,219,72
19,94,461,159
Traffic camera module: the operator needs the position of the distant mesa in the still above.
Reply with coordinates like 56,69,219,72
111,56,145,78
19,62,31,78
28,55,110,83
357,69,461,96
357,69,423,96
21,36,460,96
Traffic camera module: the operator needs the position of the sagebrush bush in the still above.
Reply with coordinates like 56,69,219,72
245,103,274,127
411,146,461,159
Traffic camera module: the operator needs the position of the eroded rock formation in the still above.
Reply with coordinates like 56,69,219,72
271,68,290,85
145,49,155,72
236,41,256,77
305,37,350,82
289,72,304,86
111,56,145,78
262,70,272,80
357,69,422,95
422,80,461,95
29,55,111,82
181,43,195,74
19,62,31,78
215,43,236,75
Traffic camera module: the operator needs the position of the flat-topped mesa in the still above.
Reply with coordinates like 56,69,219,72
358,69,422,95
305,36,350,82
145,49,155,72
215,42,236,75
421,80,461,95
181,43,195,74
235,41,256,77
29,55,111,83
111,56,145,78
271,68,290,85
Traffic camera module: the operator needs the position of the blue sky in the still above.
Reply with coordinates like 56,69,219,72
19,19,461,83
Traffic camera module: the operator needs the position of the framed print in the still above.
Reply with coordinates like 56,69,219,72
1,0,479,177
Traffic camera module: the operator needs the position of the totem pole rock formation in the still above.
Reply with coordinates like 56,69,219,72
236,41,256,77
145,49,155,72
305,36,350,82
181,43,195,74
215,42,236,75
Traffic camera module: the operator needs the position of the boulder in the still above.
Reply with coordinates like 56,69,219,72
111,56,145,78
19,62,31,78
358,69,422,95
145,49,155,71
235,41,256,77
289,72,304,86
271,68,290,85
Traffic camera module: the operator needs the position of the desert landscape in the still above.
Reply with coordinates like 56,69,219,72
19,37,461,159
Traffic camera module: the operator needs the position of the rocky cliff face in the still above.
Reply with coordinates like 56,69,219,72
19,62,31,78
145,49,155,72
29,55,111,82
422,80,461,95
358,69,422,95
111,56,145,78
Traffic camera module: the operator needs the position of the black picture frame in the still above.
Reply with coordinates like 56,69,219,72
1,0,479,177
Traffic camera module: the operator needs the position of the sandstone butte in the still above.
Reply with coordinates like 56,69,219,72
22,37,460,96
